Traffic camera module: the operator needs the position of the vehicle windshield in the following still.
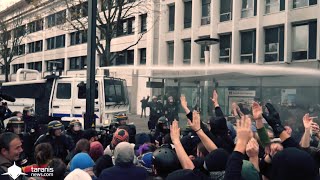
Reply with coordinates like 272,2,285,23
104,78,128,104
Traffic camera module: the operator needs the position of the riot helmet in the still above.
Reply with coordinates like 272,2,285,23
114,113,128,126
152,147,181,177
47,120,64,136
6,117,24,134
157,116,170,133
23,107,35,117
69,119,82,132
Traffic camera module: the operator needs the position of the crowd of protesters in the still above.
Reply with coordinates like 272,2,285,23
0,90,320,180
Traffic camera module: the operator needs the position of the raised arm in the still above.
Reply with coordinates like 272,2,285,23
188,111,217,152
224,115,252,180
211,90,224,117
170,120,195,170
180,95,191,114
262,103,298,148
300,113,313,148
252,102,270,147
246,138,260,172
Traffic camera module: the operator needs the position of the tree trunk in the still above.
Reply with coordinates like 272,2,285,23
104,38,111,77
4,62,9,82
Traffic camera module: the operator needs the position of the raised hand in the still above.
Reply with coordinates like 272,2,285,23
262,103,284,137
235,115,253,154
246,138,259,158
252,102,263,121
270,143,283,157
211,90,218,105
180,95,188,108
170,120,181,144
188,111,201,132
303,113,313,130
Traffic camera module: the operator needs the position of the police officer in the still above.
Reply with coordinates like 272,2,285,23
147,96,163,130
22,107,37,134
152,116,170,146
114,113,136,144
0,102,12,131
163,96,179,124
5,117,32,165
66,119,84,144
35,120,74,161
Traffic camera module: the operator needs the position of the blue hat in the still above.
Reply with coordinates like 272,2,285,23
140,152,153,168
70,153,95,171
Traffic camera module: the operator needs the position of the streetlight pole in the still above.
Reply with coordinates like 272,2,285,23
85,0,97,129
195,37,219,121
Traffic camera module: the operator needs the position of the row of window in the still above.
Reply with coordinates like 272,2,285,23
167,0,317,31
166,21,317,64
11,15,147,55
8,48,146,74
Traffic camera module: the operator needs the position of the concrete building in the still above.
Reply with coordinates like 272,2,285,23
1,0,320,115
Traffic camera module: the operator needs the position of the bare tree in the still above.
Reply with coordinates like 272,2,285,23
0,16,27,82
53,0,159,75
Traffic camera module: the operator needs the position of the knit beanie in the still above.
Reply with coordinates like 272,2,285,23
114,142,134,166
204,148,229,172
70,153,95,171
111,129,129,150
89,141,104,161
65,169,91,180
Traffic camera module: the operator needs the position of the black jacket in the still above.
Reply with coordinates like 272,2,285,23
34,134,74,161
147,101,163,118
163,103,179,122
141,96,150,108
224,151,245,180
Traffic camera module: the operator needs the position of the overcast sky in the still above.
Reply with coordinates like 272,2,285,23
0,0,20,12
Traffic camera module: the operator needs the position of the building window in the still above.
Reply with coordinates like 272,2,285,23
69,56,87,70
183,40,191,64
28,40,43,53
265,0,285,14
13,25,26,38
140,14,147,33
101,0,114,11
139,48,146,65
47,10,66,28
241,0,256,18
70,2,88,20
27,61,42,72
168,4,175,31
220,0,232,22
46,59,65,71
184,1,192,28
0,66,5,75
47,35,65,50
1,31,11,42
241,30,256,63
27,19,43,34
293,0,317,8
292,21,317,60
12,64,24,73
167,41,174,64
13,44,25,56
219,34,232,63
56,35,65,48
70,30,87,45
201,0,211,25
265,26,284,62
116,18,135,37
113,50,135,66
